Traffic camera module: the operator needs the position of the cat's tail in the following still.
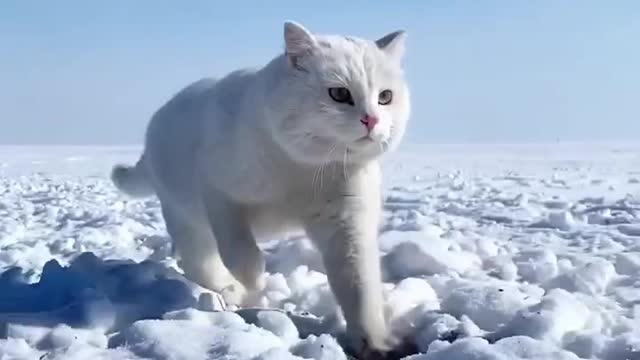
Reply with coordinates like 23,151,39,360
111,154,155,198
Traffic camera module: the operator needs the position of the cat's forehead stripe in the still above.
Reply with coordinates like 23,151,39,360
317,40,333,49
343,36,359,44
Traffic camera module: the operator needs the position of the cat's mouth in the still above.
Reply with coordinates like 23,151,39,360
349,136,387,153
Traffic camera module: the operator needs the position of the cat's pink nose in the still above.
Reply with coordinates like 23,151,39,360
360,114,378,132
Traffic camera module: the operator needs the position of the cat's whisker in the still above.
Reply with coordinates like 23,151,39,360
318,163,325,196
330,146,341,180
342,149,350,181
321,145,338,190
311,145,338,201
320,168,328,198
311,164,322,202
316,163,325,199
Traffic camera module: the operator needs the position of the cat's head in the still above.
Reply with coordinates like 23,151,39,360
267,21,410,165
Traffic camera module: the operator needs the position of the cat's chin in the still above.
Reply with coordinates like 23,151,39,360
355,136,375,144
279,134,390,166
351,136,389,152
344,143,389,163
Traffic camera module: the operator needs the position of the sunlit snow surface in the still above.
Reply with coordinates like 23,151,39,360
0,143,639,359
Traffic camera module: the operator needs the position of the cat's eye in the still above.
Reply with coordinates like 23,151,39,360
328,87,354,105
378,90,393,105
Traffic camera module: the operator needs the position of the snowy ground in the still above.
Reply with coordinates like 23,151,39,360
0,142,639,360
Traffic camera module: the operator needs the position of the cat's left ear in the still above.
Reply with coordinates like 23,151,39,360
284,21,317,69
375,30,407,62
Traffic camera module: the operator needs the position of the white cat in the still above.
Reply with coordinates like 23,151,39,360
111,21,410,354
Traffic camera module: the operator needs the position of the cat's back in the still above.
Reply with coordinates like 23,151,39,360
143,67,270,194
145,77,216,142
145,67,260,145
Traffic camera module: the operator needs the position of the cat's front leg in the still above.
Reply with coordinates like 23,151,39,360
304,165,389,354
203,188,266,306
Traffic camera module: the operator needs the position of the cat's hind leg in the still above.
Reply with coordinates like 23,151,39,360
160,201,246,306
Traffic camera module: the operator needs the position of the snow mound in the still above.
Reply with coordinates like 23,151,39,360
441,283,542,332
381,231,481,280
488,289,593,343
406,336,581,360
545,258,616,295
110,313,286,360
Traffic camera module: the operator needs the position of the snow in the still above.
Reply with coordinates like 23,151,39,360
0,142,639,359
406,336,583,360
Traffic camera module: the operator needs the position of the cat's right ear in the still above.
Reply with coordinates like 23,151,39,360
376,30,407,63
284,21,316,69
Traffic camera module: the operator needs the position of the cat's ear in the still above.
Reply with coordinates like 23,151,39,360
375,30,407,62
284,21,316,69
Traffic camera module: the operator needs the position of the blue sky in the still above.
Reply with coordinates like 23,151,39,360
1,0,638,144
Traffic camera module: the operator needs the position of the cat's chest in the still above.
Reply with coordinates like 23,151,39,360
276,163,346,193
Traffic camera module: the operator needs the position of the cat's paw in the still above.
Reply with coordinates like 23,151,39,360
342,328,422,360
219,283,247,308
342,332,390,358
349,336,419,360
240,290,268,308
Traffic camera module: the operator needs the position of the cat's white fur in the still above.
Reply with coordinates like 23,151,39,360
111,21,410,353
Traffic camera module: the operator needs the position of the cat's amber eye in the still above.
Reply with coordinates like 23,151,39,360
328,87,354,105
378,90,393,105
